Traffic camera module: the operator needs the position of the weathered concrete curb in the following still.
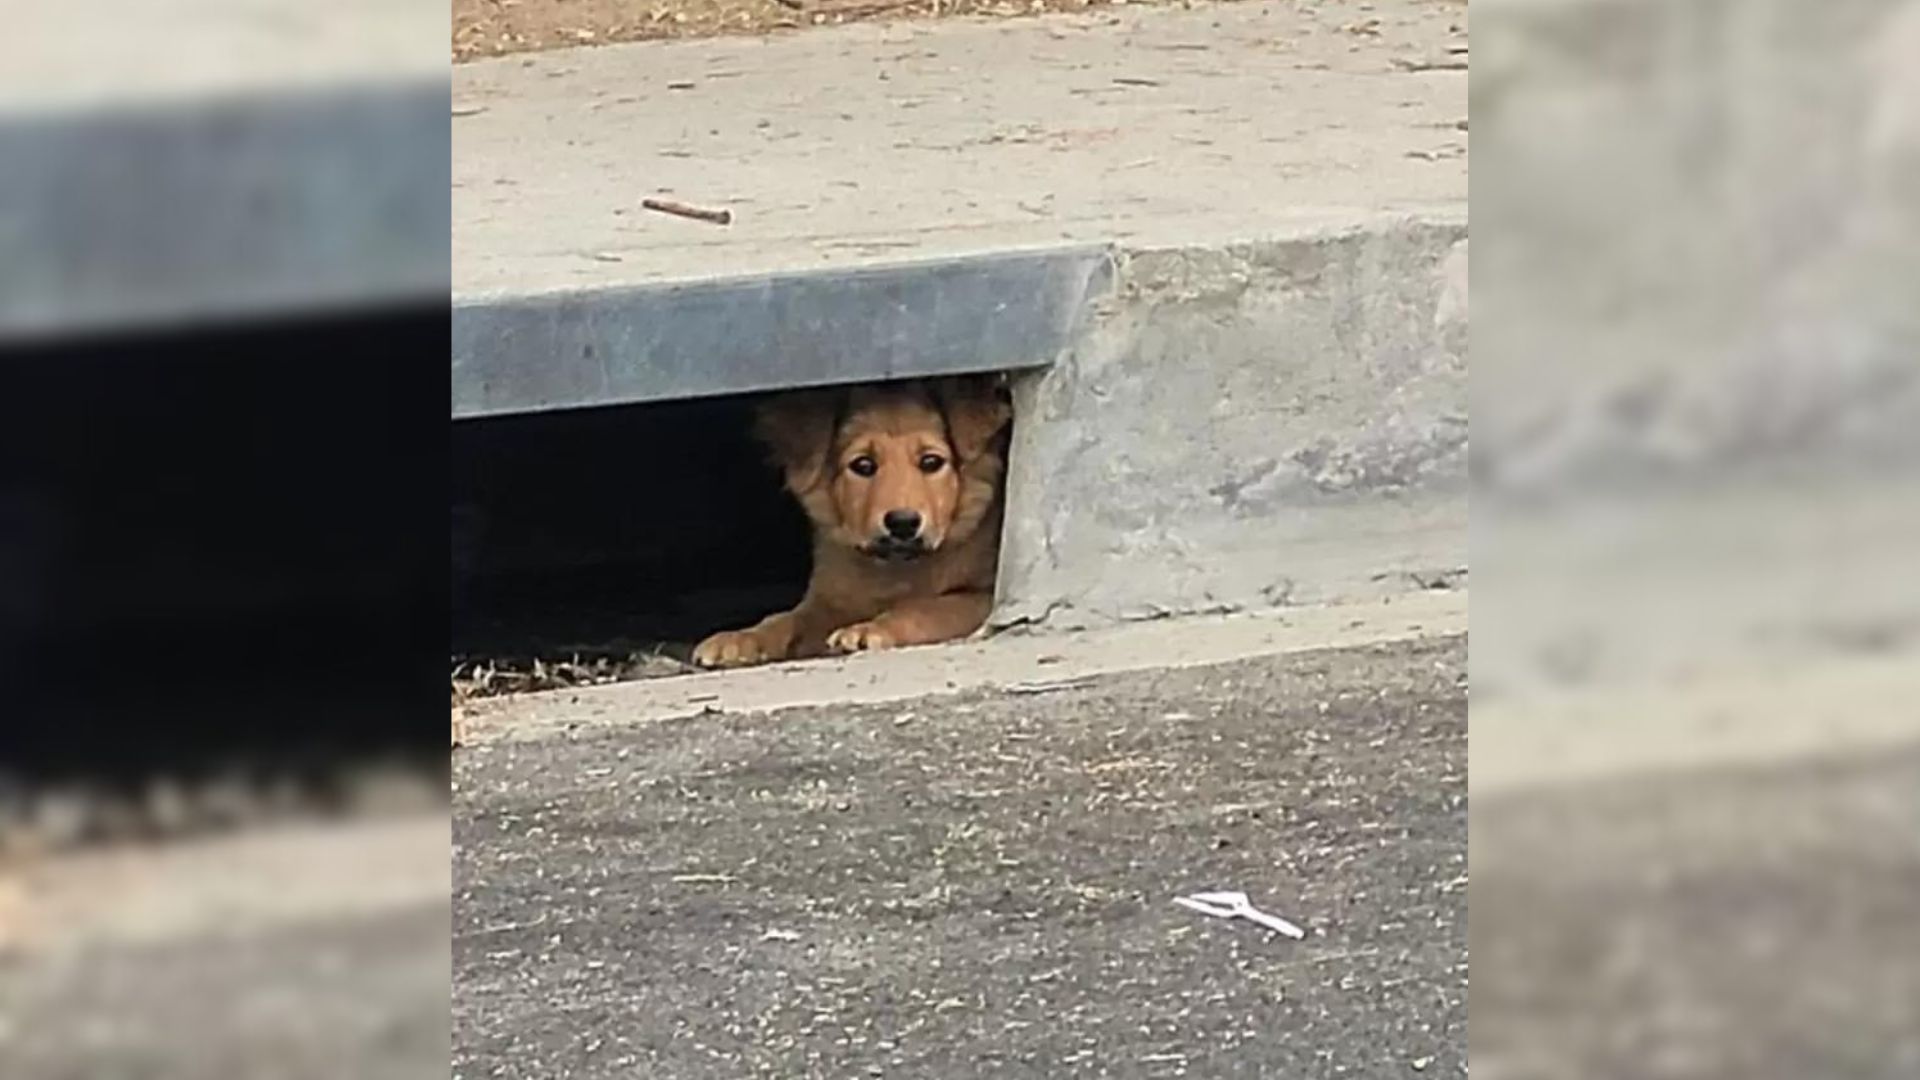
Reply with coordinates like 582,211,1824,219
999,215,1469,628
3,813,447,957
1472,0,1920,698
453,212,1470,626
2,3,447,339
458,588,1467,745
451,247,1112,417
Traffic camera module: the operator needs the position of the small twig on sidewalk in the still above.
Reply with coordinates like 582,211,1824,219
810,0,917,16
641,197,733,225
1392,56,1470,72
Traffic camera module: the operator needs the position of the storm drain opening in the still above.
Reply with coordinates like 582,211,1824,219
451,392,810,696
1,308,448,853
450,374,1018,701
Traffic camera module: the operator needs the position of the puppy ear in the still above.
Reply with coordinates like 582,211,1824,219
753,389,842,492
933,376,1012,465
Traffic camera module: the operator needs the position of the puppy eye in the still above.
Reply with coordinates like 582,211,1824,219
848,456,878,478
918,453,947,473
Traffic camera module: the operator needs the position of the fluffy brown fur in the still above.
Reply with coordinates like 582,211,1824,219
692,376,1012,668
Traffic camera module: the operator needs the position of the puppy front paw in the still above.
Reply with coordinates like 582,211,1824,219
826,621,900,655
693,628,782,669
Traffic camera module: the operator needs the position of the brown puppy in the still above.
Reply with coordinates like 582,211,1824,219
692,376,1012,668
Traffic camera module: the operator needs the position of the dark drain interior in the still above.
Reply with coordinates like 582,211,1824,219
1,308,447,849
451,393,812,696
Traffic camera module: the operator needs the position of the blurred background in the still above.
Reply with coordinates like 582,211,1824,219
1,2,449,1076
1473,0,1920,1076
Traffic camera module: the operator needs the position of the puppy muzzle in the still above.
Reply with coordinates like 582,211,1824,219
865,535,929,562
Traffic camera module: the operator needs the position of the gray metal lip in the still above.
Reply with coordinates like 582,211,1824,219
0,77,451,343
450,246,1115,419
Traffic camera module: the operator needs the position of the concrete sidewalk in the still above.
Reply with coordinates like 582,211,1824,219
452,1,1465,298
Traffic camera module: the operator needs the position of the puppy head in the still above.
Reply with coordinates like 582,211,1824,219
754,377,1011,561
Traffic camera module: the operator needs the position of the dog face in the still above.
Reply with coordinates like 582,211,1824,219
755,378,1011,561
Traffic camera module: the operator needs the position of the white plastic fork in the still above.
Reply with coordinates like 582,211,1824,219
1173,890,1306,939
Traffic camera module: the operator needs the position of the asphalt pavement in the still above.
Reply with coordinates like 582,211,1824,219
1473,744,1920,1080
453,636,1468,1078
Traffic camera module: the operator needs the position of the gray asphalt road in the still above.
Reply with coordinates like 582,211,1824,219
1474,744,1920,1080
453,636,1468,1078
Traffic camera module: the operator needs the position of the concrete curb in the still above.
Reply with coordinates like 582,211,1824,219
1,81,449,340
451,211,1469,626
2,813,447,957
457,588,1466,745
1000,215,1469,627
452,246,1112,417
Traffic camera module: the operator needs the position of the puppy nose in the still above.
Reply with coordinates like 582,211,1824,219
883,509,922,539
